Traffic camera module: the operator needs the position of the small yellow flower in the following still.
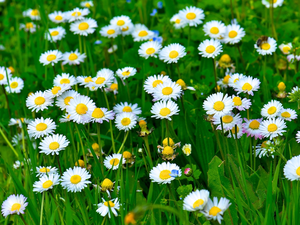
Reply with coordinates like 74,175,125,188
75,159,85,168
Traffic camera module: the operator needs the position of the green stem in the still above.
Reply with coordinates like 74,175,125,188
143,136,153,167
20,214,28,225
0,128,18,157
74,124,88,168
212,58,218,90
2,85,11,119
117,131,130,154
40,192,45,225
176,63,181,78
79,35,82,54
97,123,104,175
103,90,116,153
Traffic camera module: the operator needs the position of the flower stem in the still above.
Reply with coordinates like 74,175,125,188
212,58,218,90
74,124,88,168
40,192,45,225
20,214,28,225
56,155,62,175
143,136,153,167
97,123,104,175
103,90,116,153
117,131,130,154
2,85,11,119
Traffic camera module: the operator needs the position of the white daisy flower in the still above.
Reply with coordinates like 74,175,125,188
232,95,251,111
0,66,12,85
39,134,70,155
203,20,226,39
115,112,137,131
27,117,56,139
152,81,182,101
76,76,93,87
48,11,67,23
45,85,70,98
242,118,264,140
183,189,210,211
67,8,90,22
46,27,66,42
261,100,283,118
80,1,93,8
39,50,63,66
96,198,120,218
228,73,245,88
90,107,115,123
56,90,80,110
104,154,125,170
20,22,37,33
182,143,192,156
110,15,132,31
5,77,24,93
59,114,71,123
70,18,97,36
105,78,118,95
279,43,292,55
223,24,245,44
283,155,300,181
150,100,179,120
26,91,54,112
203,92,233,117
159,43,186,64
66,95,96,124
144,74,172,94
296,131,300,143
36,166,58,177
54,73,77,87
132,24,154,42
23,8,40,20
259,118,287,139
138,41,162,59
1,194,28,218
201,197,231,224
178,6,205,27
87,69,114,90
213,113,242,131
234,76,260,96
149,162,181,184
198,39,223,58
116,67,137,80
100,24,120,38
227,123,243,139
62,49,86,65
9,118,31,128
61,167,91,192
113,102,142,115
170,13,188,29
255,140,275,158
279,108,297,121
254,37,277,55
287,54,300,63
33,173,60,193
262,0,284,8
120,22,134,36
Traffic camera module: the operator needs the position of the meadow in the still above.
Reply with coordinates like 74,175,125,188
1,0,300,224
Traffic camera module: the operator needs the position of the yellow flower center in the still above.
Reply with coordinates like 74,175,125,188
242,83,252,91
267,124,277,132
123,151,132,159
104,201,115,207
146,47,155,55
49,142,60,150
159,170,171,180
35,96,45,105
110,83,118,90
55,15,63,21
186,12,196,20
261,141,267,148
64,96,73,105
122,71,131,76
51,31,59,36
92,143,99,150
160,108,171,116
60,78,70,84
85,3,91,7
176,79,186,89
281,112,291,118
261,43,271,50
138,30,148,37
75,159,85,167
107,29,115,35
70,175,81,184
267,106,277,115
42,180,53,189
102,178,114,188
122,106,132,112
36,123,47,131
278,82,286,91
205,45,216,54
76,103,88,115
220,54,231,63
222,115,233,123
162,87,173,95
228,30,237,38
163,138,174,147
69,53,78,61
169,50,179,59
282,46,290,53
162,146,174,155
249,120,260,129
193,199,204,208
175,19,181,24
95,77,106,84
84,76,93,83
39,167,50,173
210,27,219,34
296,167,300,176
26,22,34,29
51,86,61,94
78,22,89,31
110,158,120,166
213,101,224,111
10,82,18,89
121,26,129,31
231,126,239,134
209,206,222,216
223,75,231,84
72,11,81,17
121,117,131,126
117,20,125,26
47,54,56,61
92,108,105,118
0,74,4,80
152,80,163,87
233,96,242,106
11,203,21,212
183,146,191,155
30,9,39,16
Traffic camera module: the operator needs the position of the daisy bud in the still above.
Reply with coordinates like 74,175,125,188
184,168,193,177
125,212,136,224
75,159,85,168
278,82,286,92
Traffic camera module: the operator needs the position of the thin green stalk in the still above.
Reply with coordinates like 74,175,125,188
176,63,181,78
20,214,28,225
212,58,218,90
117,131,130,154
188,26,191,46
97,123,104,175
2,85,11,119
237,44,246,69
79,35,82,54
21,126,28,159
103,90,116,153
0,128,18,157
40,192,45,225
56,155,62,175
143,136,153,167
74,124,88,168
68,123,76,165
110,38,119,68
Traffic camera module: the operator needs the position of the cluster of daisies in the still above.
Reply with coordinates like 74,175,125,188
0,66,24,94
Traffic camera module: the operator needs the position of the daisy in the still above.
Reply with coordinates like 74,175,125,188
39,134,70,155
9,118,31,128
48,11,67,23
120,22,134,36
77,76,93,87
198,39,223,58
182,144,192,156
175,79,195,91
45,85,70,98
262,0,284,8
261,100,283,118
105,79,119,95
115,112,137,131
183,189,210,211
170,13,187,29
96,198,120,218
33,173,60,193
152,81,182,101
259,118,287,139
54,73,77,87
203,21,226,39
234,76,260,96
287,54,300,63
144,74,172,94
110,15,132,31
159,43,186,64
100,25,120,38
70,18,98,36
56,90,80,110
26,91,54,112
151,100,179,120
46,26,66,42
201,197,231,224
279,43,292,55
1,194,28,218
59,114,71,123
23,8,40,20
66,95,96,124
61,167,91,192
255,140,275,158
104,154,125,170
232,95,251,111
279,108,297,121
227,123,243,139
20,22,37,33
228,73,245,88
254,37,277,55
296,131,300,143
213,113,242,131
87,69,114,90
36,166,58,177
223,24,245,44
113,102,142,115
0,66,12,85
80,1,93,8
116,67,137,80
283,155,300,181
242,118,264,139
27,118,56,139
132,24,154,42
149,162,181,184
67,8,90,22
39,50,63,66
62,49,86,65
138,41,162,59
203,92,233,117
90,107,115,123
178,6,205,27
5,77,24,93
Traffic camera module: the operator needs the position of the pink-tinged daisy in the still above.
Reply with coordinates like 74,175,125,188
242,118,264,140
